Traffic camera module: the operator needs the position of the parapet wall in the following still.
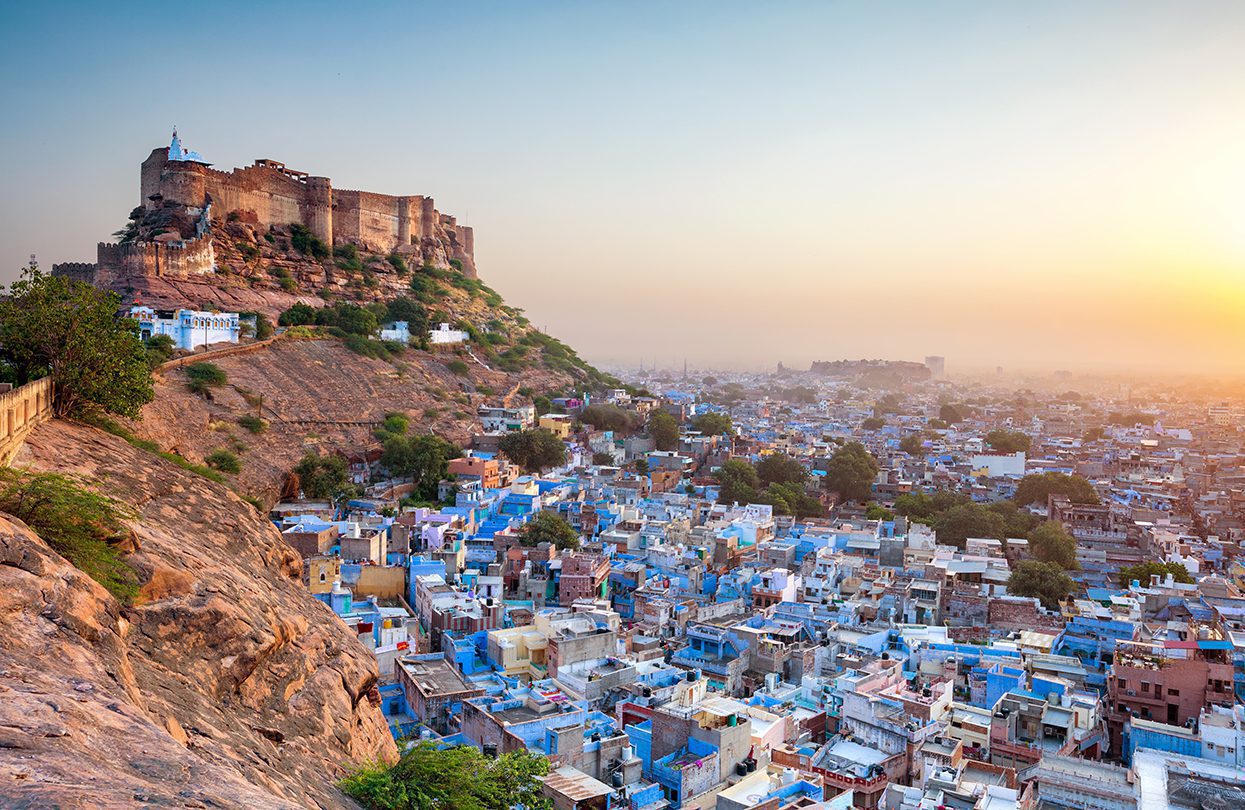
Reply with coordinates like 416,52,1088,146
139,146,475,274
94,233,215,286
0,378,55,465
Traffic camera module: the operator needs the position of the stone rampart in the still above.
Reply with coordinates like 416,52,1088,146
0,378,55,464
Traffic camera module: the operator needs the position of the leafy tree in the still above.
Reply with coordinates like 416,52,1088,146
579,404,643,433
499,428,566,472
1009,560,1076,609
1083,426,1107,442
1116,561,1193,588
822,441,878,502
928,418,949,430
899,433,925,455
381,433,458,501
873,393,902,416
0,468,138,603
691,412,734,436
939,404,965,424
142,333,177,368
648,410,679,451
294,452,354,502
861,416,885,430
756,453,807,487
591,451,615,466
279,302,317,326
865,502,894,521
716,459,761,503
933,502,1005,548
517,511,580,550
985,429,1031,453
633,458,649,474
289,223,330,260
1107,411,1155,426
341,742,553,810
757,481,824,517
0,265,154,418
988,499,1040,538
1013,472,1099,507
384,297,430,346
1028,520,1078,569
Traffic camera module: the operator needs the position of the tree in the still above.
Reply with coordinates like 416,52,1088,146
756,481,823,518
648,410,679,451
865,502,894,521
184,362,227,394
691,412,734,436
1009,560,1075,609
591,451,614,466
899,433,925,455
756,453,807,487
861,416,885,430
716,459,760,504
822,442,878,502
1028,520,1078,569
939,404,965,424
633,458,649,474
985,429,1031,453
294,452,354,502
382,433,458,501
932,502,1005,548
0,265,154,418
499,428,566,472
1116,561,1193,588
1083,426,1107,442
517,511,580,550
278,302,317,326
580,404,642,433
143,333,177,368
1013,472,1099,507
340,741,552,810
988,499,1040,538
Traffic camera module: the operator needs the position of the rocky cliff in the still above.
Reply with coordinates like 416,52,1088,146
0,420,397,808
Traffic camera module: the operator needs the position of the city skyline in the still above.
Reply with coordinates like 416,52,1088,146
2,1,1244,374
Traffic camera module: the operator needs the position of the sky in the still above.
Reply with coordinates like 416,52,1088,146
2,1,1245,375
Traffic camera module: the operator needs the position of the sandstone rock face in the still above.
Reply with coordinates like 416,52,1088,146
133,337,575,505
0,420,397,808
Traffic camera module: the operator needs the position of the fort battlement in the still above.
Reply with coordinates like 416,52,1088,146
93,231,216,286
0,378,55,465
139,139,475,275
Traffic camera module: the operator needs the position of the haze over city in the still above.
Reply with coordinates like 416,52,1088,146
2,0,1244,373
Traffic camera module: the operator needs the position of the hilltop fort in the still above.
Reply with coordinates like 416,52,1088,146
54,130,476,313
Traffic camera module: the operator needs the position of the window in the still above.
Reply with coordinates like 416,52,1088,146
1168,688,1179,697
1141,682,1150,693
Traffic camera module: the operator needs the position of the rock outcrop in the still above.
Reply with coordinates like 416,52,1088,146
0,420,397,808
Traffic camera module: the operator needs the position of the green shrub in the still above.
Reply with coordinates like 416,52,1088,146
205,449,242,474
387,253,408,275
446,359,470,376
289,223,330,259
237,414,267,433
334,243,363,272
0,468,138,603
185,362,227,394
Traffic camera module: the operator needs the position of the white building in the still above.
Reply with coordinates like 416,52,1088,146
429,322,470,345
130,306,240,350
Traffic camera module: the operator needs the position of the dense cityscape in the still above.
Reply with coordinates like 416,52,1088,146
273,353,1245,809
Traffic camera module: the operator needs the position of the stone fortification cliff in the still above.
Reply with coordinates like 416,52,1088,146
0,419,397,808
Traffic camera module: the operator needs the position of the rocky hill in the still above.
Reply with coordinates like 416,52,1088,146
0,419,397,808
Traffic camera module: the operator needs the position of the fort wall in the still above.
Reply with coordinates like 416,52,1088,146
139,146,475,274
0,378,55,465
93,232,216,285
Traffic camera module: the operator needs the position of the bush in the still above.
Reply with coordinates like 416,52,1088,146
205,449,242,474
185,362,227,394
334,243,363,272
0,468,138,603
446,359,470,376
289,223,329,259
278,275,297,292
237,414,267,433
386,253,408,275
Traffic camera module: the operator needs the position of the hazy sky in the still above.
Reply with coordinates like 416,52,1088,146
3,1,1245,374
